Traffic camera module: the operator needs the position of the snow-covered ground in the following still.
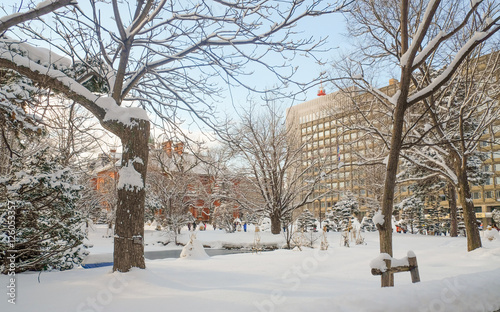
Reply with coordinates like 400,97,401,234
2,225,500,312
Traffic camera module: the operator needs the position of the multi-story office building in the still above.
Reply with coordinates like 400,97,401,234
286,79,499,226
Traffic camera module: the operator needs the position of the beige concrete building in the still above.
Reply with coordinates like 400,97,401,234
286,81,499,226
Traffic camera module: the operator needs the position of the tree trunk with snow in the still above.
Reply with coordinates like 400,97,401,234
448,184,458,237
455,161,482,251
113,120,150,272
270,211,281,235
378,96,408,287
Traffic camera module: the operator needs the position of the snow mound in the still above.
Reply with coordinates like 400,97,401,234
373,210,384,226
180,234,209,260
484,228,500,242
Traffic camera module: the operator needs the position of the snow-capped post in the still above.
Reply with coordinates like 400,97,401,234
370,251,420,286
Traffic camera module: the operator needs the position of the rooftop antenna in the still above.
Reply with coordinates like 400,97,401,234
317,81,326,96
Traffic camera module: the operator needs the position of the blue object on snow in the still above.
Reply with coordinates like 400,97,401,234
81,253,113,269
81,262,113,269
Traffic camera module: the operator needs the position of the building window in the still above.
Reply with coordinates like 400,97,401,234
495,164,500,171
485,178,493,186
474,207,482,213
494,151,500,159
360,189,366,195
485,191,493,199
472,192,481,199
483,165,491,172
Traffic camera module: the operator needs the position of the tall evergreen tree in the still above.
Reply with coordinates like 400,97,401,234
395,196,425,234
297,209,316,232
334,191,359,231
1,146,85,273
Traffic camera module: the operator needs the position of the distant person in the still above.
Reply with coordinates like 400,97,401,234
243,223,247,232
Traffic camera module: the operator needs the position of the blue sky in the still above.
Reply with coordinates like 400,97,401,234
0,1,354,148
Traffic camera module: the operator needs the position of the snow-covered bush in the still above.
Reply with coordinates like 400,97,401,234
297,209,316,232
395,196,425,234
360,211,377,232
259,217,271,232
1,147,86,273
334,192,360,231
483,226,499,242
180,233,209,260
492,209,500,227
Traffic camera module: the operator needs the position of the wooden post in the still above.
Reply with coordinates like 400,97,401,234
372,252,419,286
408,256,420,283
381,259,393,287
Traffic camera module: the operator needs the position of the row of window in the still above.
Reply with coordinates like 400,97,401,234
299,111,356,125
471,190,500,200
309,189,500,210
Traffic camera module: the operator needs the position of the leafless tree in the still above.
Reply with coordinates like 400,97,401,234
146,168,197,244
0,0,351,272
40,98,109,167
331,0,499,286
225,102,335,234
399,50,500,241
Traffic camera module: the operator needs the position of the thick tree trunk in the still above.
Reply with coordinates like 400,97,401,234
113,120,150,272
456,168,482,251
270,211,281,235
448,183,458,237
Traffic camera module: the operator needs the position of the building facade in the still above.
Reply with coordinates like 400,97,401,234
287,80,499,226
